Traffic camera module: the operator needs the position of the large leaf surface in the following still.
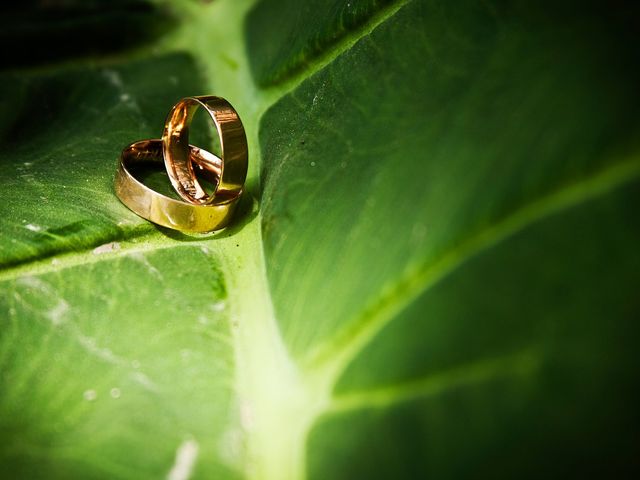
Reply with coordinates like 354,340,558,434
1,0,639,479
257,0,640,476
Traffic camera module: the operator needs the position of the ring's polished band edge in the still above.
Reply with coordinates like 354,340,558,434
162,95,248,206
115,139,241,233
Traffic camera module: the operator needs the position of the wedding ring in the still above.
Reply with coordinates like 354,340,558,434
115,139,241,233
162,96,248,205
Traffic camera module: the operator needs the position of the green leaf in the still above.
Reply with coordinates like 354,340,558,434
246,0,397,85
0,53,203,267
1,0,640,479
256,0,640,476
1,246,237,478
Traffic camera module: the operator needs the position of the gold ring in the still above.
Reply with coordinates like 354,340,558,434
115,139,241,233
162,95,248,205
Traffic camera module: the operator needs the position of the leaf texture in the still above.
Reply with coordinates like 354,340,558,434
1,0,640,478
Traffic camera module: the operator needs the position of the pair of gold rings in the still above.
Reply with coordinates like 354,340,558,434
114,96,247,233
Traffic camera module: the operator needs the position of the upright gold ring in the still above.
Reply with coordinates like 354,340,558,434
115,139,240,233
162,95,248,205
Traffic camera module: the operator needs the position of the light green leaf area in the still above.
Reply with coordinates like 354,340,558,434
2,0,640,479
1,247,237,479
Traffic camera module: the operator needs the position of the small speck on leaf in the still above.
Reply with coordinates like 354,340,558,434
83,389,97,401
93,242,121,255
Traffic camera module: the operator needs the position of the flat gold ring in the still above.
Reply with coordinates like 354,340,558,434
115,139,241,233
162,95,248,205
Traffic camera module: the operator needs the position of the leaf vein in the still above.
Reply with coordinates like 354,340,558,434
304,156,640,388
326,348,539,415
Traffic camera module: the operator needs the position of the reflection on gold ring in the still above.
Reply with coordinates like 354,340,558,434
162,95,248,205
114,139,241,233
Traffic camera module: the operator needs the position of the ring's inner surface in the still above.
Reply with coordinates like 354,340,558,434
125,140,221,199
189,107,223,195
